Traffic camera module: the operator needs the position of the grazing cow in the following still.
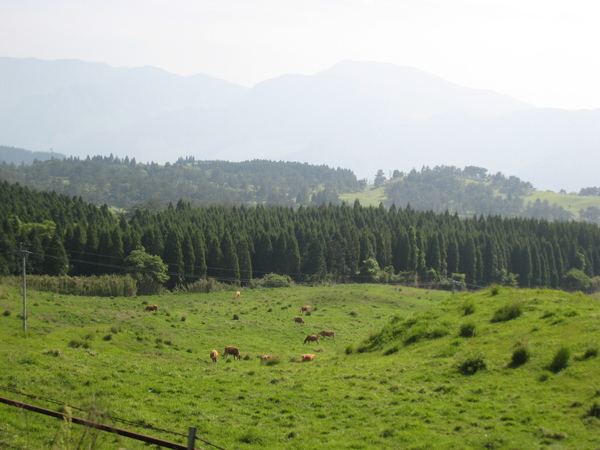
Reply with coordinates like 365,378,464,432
145,304,158,312
224,346,242,360
293,317,305,325
300,305,311,315
234,291,241,299
303,334,320,344
210,349,219,364
318,330,335,339
260,355,279,363
301,354,315,362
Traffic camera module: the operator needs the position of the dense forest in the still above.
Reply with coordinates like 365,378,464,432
0,154,364,208
2,180,600,294
2,148,596,222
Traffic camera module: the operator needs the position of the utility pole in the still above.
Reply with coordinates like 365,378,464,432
20,243,29,332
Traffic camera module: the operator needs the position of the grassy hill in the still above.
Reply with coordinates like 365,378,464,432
1,282,599,449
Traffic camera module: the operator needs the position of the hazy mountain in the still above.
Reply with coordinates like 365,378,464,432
0,57,248,150
0,145,66,165
1,57,598,192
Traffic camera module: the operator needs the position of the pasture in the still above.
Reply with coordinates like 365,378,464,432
1,282,600,449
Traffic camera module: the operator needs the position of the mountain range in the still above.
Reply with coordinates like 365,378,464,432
1,57,598,192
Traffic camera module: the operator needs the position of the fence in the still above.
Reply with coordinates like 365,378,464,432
0,396,226,450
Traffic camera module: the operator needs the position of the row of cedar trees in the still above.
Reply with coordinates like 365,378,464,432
1,180,600,290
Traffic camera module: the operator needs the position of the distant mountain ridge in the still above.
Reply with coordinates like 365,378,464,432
1,57,598,192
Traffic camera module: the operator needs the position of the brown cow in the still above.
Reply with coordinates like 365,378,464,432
303,334,320,344
318,330,335,339
301,354,315,362
224,346,242,360
300,305,311,315
234,291,241,299
293,317,305,325
145,305,158,312
260,355,279,363
210,349,219,364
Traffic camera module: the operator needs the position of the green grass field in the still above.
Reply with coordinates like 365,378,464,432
1,282,600,449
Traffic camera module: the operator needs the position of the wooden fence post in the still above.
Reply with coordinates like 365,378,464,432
187,426,196,450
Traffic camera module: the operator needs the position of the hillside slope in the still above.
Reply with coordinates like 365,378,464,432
0,284,598,448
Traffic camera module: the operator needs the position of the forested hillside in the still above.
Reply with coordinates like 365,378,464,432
0,155,364,208
381,165,574,221
2,180,600,294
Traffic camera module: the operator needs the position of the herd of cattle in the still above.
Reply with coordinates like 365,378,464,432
144,297,336,365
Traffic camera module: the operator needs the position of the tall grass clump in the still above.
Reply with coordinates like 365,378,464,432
24,274,139,297
459,322,476,338
576,346,598,361
490,285,501,296
458,354,486,375
510,345,531,367
548,346,570,373
461,300,475,316
491,300,523,323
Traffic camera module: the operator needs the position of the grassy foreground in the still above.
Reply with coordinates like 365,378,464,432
1,282,599,449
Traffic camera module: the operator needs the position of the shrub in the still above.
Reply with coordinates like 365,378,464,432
3,310,11,316
490,285,501,296
458,354,486,375
232,314,240,320
345,345,354,355
510,345,530,367
185,278,228,293
459,322,476,338
491,301,523,323
249,273,294,288
103,334,112,341
548,346,570,373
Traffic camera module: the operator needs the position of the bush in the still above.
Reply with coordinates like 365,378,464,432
561,268,591,292
3,310,11,316
548,346,570,373
185,278,228,293
249,273,295,288
459,322,476,338
510,345,530,367
490,285,501,296
458,354,486,375
491,301,523,323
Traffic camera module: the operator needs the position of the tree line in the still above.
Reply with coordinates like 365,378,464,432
2,180,600,294
0,154,365,209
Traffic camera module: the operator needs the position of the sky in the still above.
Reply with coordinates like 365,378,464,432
1,0,599,110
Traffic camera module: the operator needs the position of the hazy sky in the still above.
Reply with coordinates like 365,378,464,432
2,0,599,110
